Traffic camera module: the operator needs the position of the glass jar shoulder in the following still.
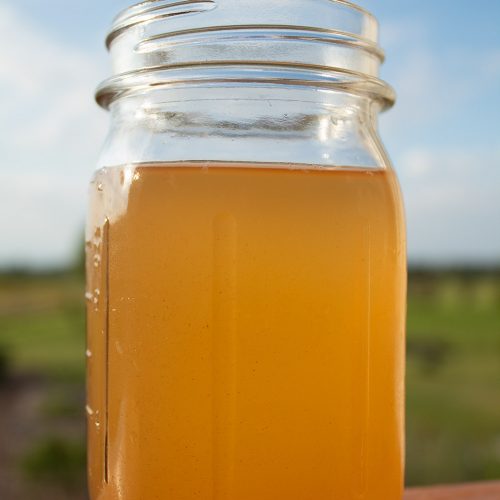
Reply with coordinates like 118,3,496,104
96,87,392,172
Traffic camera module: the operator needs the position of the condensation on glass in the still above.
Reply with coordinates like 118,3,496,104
87,1,406,499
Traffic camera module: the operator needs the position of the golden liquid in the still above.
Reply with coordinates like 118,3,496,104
86,164,406,500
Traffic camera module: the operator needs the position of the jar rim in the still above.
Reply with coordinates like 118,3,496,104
106,0,378,49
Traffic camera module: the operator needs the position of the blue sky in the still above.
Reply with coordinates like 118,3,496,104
1,0,499,267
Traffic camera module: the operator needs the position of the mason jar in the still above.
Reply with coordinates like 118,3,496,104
86,1,407,498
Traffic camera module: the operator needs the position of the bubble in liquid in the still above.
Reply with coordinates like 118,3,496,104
93,254,101,268
85,291,93,302
97,183,104,192
115,340,124,355
86,349,93,359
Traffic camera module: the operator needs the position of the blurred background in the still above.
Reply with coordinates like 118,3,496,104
0,0,499,498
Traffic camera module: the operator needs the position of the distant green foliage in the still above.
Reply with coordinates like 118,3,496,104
407,337,452,375
72,237,86,279
406,271,500,486
0,276,85,379
40,388,83,419
0,344,10,384
21,436,86,490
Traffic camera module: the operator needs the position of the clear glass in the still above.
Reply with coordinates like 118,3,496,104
87,1,406,499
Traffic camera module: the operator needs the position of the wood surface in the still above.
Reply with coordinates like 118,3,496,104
405,481,500,499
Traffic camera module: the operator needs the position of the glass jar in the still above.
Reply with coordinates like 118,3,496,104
86,1,406,499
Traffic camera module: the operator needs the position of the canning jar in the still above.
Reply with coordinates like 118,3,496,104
86,1,406,499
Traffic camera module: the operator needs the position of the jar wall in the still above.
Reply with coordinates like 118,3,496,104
87,1,406,499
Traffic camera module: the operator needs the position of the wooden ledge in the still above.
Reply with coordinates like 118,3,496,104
405,481,500,499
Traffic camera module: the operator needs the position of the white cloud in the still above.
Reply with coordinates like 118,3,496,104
398,147,500,264
375,16,500,264
0,172,86,266
0,4,108,267
399,149,433,178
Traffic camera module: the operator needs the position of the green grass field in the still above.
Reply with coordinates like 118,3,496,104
406,273,500,485
0,270,499,492
0,275,85,379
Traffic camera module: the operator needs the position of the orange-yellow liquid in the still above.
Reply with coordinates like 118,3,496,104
86,164,406,500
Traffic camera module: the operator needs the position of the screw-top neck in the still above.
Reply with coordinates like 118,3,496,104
96,0,394,109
